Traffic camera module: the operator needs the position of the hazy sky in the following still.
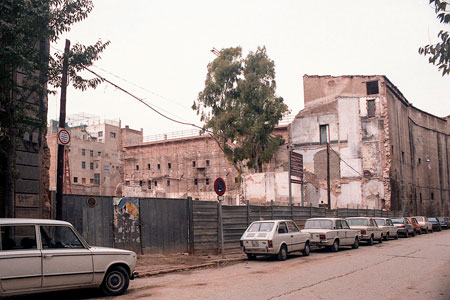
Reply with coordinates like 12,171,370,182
48,0,450,136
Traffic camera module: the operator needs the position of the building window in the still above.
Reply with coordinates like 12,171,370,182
98,131,103,137
136,165,139,170
110,132,116,139
168,163,171,169
167,180,170,186
125,180,130,186
192,161,196,167
367,99,376,118
90,162,94,170
157,164,160,170
74,177,78,183
82,161,86,169
94,173,100,185
154,180,157,186
206,160,210,166
82,178,86,184
194,179,198,185
401,151,405,162
82,149,86,156
98,151,101,156
366,81,379,95
90,150,93,157
319,124,328,144
147,164,151,170
235,177,238,184
96,163,98,169
90,178,94,184
148,181,152,189
206,178,209,185
139,180,143,187
418,158,421,164
431,192,434,200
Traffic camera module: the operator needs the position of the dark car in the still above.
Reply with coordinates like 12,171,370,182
428,217,442,231
391,217,415,238
437,217,450,229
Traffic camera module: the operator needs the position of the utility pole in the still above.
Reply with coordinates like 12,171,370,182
56,39,70,220
327,125,331,210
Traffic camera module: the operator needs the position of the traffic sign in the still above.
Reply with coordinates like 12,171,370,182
57,128,71,146
214,178,226,196
86,197,97,208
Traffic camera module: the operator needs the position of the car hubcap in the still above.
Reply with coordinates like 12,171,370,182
107,272,124,292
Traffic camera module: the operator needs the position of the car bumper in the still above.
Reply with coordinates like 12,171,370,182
242,246,277,255
310,240,334,247
131,271,138,280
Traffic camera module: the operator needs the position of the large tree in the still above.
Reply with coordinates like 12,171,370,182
193,46,288,182
0,0,109,217
419,0,450,76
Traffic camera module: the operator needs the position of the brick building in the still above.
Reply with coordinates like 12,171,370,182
291,75,450,216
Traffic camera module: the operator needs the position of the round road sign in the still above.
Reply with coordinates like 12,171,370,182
57,128,71,145
214,178,226,196
86,197,97,208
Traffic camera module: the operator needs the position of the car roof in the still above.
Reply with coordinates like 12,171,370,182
251,219,292,223
346,217,372,219
0,218,72,226
306,218,344,221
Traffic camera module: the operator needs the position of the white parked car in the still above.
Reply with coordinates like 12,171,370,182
373,218,399,240
240,220,310,260
302,218,360,252
413,216,433,233
0,218,137,297
346,217,383,245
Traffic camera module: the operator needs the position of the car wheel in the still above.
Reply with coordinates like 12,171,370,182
383,233,389,241
412,230,416,237
277,245,287,261
302,242,310,256
405,231,409,238
351,237,359,249
417,229,422,235
330,239,339,252
247,253,256,260
394,233,399,240
367,236,374,245
378,236,383,243
101,266,130,296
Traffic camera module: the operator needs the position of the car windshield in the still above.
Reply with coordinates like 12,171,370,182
346,218,369,226
248,222,275,232
374,219,386,226
304,219,333,229
415,216,424,221
391,218,404,224
429,217,437,222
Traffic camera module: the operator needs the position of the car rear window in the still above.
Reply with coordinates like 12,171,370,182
391,218,403,224
429,218,437,222
346,218,369,226
415,216,424,221
248,222,275,232
304,219,332,229
374,219,386,226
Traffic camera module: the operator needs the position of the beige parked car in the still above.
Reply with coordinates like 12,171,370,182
0,218,137,297
346,217,383,245
240,220,311,260
413,216,433,233
302,218,360,252
373,218,399,240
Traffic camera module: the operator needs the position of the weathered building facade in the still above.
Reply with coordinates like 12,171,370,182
291,75,450,216
48,114,143,197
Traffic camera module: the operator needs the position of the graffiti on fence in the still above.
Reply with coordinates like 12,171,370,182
113,197,141,253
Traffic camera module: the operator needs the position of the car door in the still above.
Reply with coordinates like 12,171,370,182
0,224,41,293
277,222,291,251
40,225,93,288
370,219,381,239
341,220,353,245
335,220,347,245
287,221,303,251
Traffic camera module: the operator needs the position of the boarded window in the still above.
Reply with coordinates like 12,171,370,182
94,173,100,185
320,124,328,144
366,81,379,95
367,99,376,117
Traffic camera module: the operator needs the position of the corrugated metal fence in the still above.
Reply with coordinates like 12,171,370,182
62,195,400,255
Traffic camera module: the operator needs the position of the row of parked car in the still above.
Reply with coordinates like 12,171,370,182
240,216,450,260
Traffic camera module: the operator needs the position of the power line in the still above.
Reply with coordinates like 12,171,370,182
330,147,363,177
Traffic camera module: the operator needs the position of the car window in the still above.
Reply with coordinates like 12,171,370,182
391,218,403,224
346,218,369,226
0,225,37,251
342,220,350,229
248,222,275,232
304,219,333,229
374,219,385,226
40,226,84,249
335,220,343,229
405,218,411,224
287,222,299,233
278,222,288,234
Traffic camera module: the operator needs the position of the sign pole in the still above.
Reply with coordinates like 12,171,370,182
288,149,292,206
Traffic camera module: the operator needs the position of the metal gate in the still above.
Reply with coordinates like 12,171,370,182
139,198,189,254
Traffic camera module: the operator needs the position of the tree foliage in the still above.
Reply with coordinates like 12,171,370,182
0,0,109,216
193,46,288,177
419,0,450,76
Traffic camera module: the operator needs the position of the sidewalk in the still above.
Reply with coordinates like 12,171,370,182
135,252,247,278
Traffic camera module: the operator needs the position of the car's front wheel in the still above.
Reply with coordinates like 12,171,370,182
330,239,339,252
351,237,359,249
383,233,389,241
367,236,374,245
101,265,130,296
247,253,256,260
302,242,310,256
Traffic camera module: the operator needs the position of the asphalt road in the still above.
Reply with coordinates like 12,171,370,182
10,230,450,300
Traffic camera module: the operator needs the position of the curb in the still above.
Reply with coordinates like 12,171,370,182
136,257,245,278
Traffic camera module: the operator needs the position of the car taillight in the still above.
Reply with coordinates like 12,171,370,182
268,240,273,248
399,225,405,228
319,234,326,240
360,230,366,235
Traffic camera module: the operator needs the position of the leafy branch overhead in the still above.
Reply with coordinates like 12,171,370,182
419,0,450,76
193,46,289,176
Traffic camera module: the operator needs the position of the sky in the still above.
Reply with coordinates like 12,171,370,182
48,0,450,137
